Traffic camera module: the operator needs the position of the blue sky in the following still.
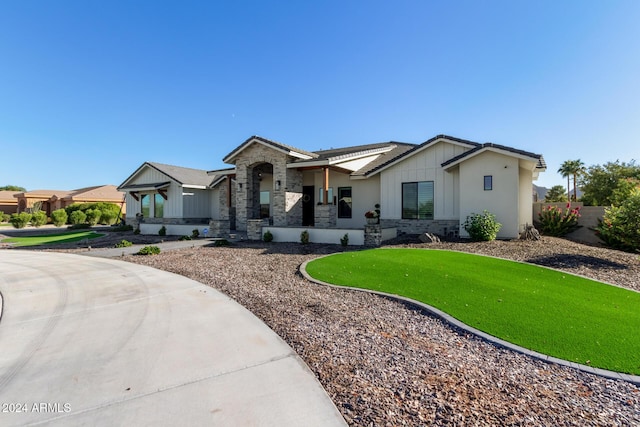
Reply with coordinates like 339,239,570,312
1,0,639,191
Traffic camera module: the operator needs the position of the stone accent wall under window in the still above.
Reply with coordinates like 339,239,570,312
381,219,460,239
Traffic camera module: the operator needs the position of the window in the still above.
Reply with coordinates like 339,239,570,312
484,175,493,191
318,187,334,204
337,187,352,218
402,182,434,219
154,193,164,218
260,191,270,218
141,194,150,217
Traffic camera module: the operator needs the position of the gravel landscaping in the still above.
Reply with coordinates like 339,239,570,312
118,236,640,426
6,231,640,425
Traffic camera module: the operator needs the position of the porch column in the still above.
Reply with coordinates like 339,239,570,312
323,167,329,205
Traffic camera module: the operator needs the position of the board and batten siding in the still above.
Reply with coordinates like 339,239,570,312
123,166,183,218
379,141,467,220
183,188,211,218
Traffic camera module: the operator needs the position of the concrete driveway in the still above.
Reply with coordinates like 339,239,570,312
0,250,346,426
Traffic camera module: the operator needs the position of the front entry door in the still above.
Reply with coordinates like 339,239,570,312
302,185,315,226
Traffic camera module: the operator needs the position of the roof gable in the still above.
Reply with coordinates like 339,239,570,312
119,162,213,190
223,136,318,164
441,143,546,170
362,134,480,177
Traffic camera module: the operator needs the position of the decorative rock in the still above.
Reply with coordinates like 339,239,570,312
419,232,441,243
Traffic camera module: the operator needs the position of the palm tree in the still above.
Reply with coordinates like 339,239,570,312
558,161,573,202
558,160,586,202
569,159,585,201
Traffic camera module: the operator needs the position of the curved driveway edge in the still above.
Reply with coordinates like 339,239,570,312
0,251,346,426
300,257,640,387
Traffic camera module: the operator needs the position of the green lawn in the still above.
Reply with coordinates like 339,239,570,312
305,249,640,375
1,231,105,247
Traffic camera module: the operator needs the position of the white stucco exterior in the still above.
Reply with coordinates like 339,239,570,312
119,135,545,240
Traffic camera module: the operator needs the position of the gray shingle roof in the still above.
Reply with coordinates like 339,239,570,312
146,162,214,186
223,135,318,163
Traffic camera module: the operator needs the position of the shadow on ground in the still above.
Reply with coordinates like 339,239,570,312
526,254,628,270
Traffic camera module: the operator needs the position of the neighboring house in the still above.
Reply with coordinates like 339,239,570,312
14,185,126,216
0,191,21,214
120,134,546,242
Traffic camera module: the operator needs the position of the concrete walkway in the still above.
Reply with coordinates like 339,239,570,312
0,250,346,426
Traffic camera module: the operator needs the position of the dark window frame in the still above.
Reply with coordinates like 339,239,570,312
402,181,434,220
484,175,493,191
337,187,352,218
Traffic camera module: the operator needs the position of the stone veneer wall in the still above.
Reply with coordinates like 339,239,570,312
314,204,337,228
233,143,303,231
247,219,269,241
364,224,382,246
208,219,230,237
380,219,460,238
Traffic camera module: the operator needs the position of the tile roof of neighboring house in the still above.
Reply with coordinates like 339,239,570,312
62,185,125,202
0,191,21,202
15,190,71,198
223,135,318,164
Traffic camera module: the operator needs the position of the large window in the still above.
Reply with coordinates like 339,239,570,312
154,193,164,218
402,182,434,219
141,194,150,217
337,187,352,218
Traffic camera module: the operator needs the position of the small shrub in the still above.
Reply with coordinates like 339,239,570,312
68,223,91,230
85,209,102,226
51,209,68,227
69,210,87,225
179,235,192,241
0,211,9,222
30,211,48,227
100,210,118,225
9,212,32,229
191,228,200,239
115,239,133,248
263,230,273,242
213,239,230,247
595,188,640,253
137,245,161,255
300,230,310,244
463,210,502,241
159,225,167,236
340,233,349,247
537,204,581,237
134,227,141,235
110,224,133,232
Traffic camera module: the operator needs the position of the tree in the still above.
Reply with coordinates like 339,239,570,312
595,188,640,252
544,185,567,202
580,160,640,206
557,160,585,201
0,185,26,192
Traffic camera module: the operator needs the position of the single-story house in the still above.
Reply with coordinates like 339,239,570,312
0,191,21,215
14,185,126,216
119,134,545,244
